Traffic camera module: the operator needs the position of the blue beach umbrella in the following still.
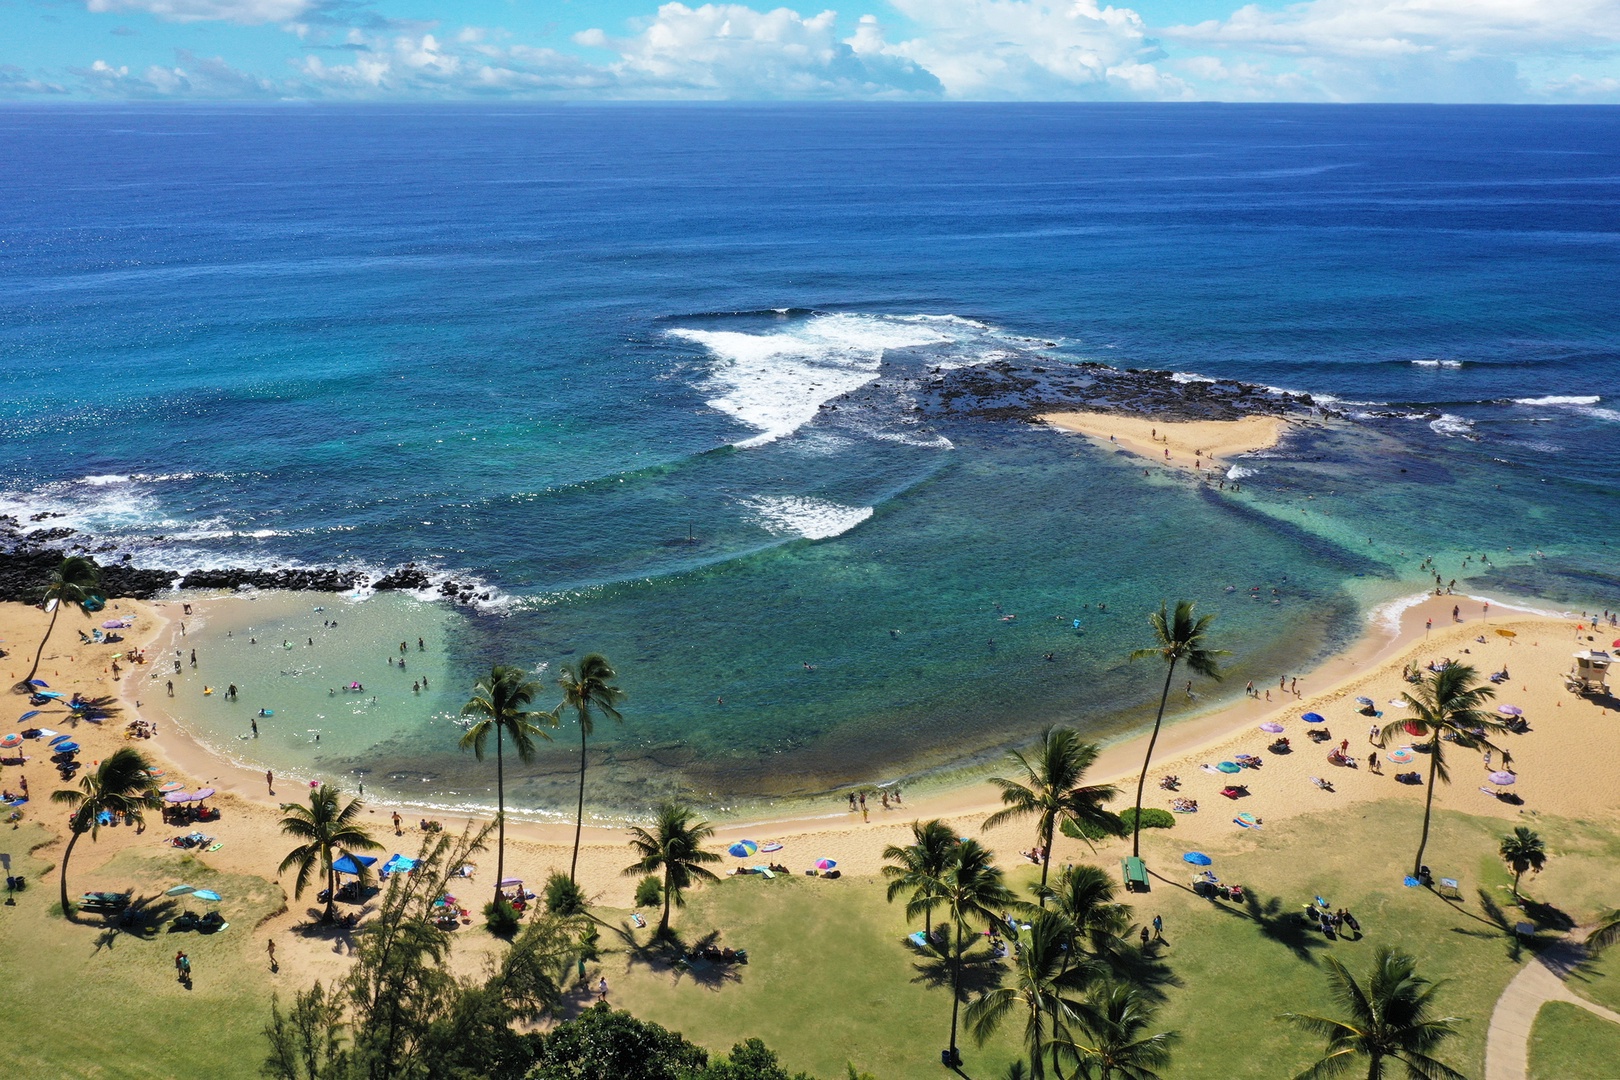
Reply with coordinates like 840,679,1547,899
728,840,759,858
1216,761,1242,774
19,711,40,722
193,890,222,902
1302,712,1327,724
165,884,195,896
1183,852,1213,866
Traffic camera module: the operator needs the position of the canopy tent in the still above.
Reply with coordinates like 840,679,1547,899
332,853,377,877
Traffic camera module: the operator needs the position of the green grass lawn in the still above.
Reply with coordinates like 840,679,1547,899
1528,1002,1620,1080
0,823,283,1079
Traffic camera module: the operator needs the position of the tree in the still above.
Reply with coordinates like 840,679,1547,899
557,653,624,885
1280,948,1466,1080
1126,601,1225,858
276,784,383,923
1498,827,1547,900
50,746,160,918
939,838,1016,1068
1379,664,1505,878
1059,983,1176,1080
1588,910,1620,954
966,909,1094,1079
461,664,554,905
983,727,1121,901
528,1003,708,1080
1038,864,1132,963
623,801,722,936
881,818,958,940
18,555,101,692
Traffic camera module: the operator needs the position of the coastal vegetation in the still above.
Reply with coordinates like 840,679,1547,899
17,554,101,691
276,784,382,924
459,664,554,907
881,817,958,940
1499,826,1547,900
624,800,723,936
1126,600,1225,860
557,653,625,885
49,745,161,918
982,726,1121,898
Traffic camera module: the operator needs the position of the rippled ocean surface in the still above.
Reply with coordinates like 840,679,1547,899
3,104,1617,814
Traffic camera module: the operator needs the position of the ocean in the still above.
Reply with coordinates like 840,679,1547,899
3,103,1617,819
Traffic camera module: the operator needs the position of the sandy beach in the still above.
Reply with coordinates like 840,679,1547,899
1039,410,1294,474
5,585,1617,992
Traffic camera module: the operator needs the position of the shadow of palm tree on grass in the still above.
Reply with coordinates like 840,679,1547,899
90,894,180,950
1204,890,1332,966
909,940,1006,999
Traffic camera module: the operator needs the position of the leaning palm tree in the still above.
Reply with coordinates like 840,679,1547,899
1498,826,1547,900
277,783,383,923
557,653,624,885
940,838,1016,1069
1059,982,1177,1080
51,747,161,918
18,555,101,692
966,909,1094,1079
1588,910,1620,953
1379,663,1505,878
985,728,1121,901
882,818,960,941
1127,601,1225,858
461,664,554,905
623,800,722,936
1279,948,1466,1080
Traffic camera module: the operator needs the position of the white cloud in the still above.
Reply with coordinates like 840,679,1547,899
85,0,312,24
72,51,279,95
575,3,940,97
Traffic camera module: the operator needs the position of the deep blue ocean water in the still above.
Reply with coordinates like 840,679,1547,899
3,104,1618,814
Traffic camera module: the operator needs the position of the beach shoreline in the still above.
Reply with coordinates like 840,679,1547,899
1039,410,1295,474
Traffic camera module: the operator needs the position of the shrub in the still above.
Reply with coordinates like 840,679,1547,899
484,895,521,936
1119,807,1176,831
634,875,663,908
544,871,587,916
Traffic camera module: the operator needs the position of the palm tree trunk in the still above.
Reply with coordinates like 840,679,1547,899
1367,1054,1381,1080
495,724,506,907
324,860,337,923
1038,820,1054,905
570,723,587,883
660,865,673,935
58,828,82,919
1131,659,1179,857
1512,868,1523,898
1031,1001,1046,1080
948,920,964,1065
20,599,62,690
1412,740,1443,878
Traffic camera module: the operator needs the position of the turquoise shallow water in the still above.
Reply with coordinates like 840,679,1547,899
6,105,1620,815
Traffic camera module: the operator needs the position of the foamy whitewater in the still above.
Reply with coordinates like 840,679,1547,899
4,104,1619,811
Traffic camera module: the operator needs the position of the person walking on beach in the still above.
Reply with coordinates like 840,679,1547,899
1425,618,1432,634
251,718,258,738
597,976,608,1002
266,939,277,972
1369,752,1380,774
862,803,870,823
166,680,174,697
1152,914,1163,940
1245,680,1254,698
266,770,274,795
1368,723,1380,746
393,811,402,835
847,792,856,812
1290,677,1298,696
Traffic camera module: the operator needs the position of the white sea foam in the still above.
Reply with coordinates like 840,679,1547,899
1513,395,1600,406
1369,592,1434,635
1429,414,1476,438
1226,465,1256,480
1170,372,1215,384
746,495,873,540
671,313,998,448
1411,359,1464,368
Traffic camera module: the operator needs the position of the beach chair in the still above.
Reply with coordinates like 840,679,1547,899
1438,877,1463,901
1121,856,1149,893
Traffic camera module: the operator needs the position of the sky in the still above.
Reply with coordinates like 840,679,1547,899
2,0,1618,103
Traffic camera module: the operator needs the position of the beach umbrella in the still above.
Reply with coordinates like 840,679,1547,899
192,787,216,801
1388,748,1416,764
192,890,222,902
159,782,185,792
332,853,377,876
1302,712,1326,724
1495,628,1517,639
0,734,20,749
1216,761,1242,774
1183,852,1213,866
815,859,837,870
1488,771,1516,785
29,679,47,688
48,734,71,746
1497,705,1524,717
728,840,759,858
164,791,192,803
1404,720,1426,736
165,884,196,896
1355,696,1375,707
19,711,39,722
1388,699,1409,709
1259,721,1284,733
498,878,523,888
55,742,79,754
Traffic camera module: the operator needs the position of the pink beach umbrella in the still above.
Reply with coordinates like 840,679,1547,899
159,782,185,793
1497,705,1524,717
192,788,217,802
164,791,193,803
1259,722,1285,734
1488,771,1516,785
815,859,837,870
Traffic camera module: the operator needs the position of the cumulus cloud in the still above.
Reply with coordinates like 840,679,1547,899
85,0,311,23
574,3,940,97
0,65,71,94
293,30,615,95
71,51,278,96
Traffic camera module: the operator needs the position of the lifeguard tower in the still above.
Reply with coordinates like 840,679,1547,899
1565,650,1611,696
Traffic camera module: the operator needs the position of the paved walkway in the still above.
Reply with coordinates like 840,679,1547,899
1485,936,1620,1080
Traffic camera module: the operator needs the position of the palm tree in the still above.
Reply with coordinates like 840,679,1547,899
1498,826,1547,900
50,747,160,918
966,909,1094,1079
1127,601,1225,858
18,555,101,692
984,728,1121,901
623,800,722,936
882,818,959,941
1588,910,1620,953
461,664,554,905
557,654,624,885
939,838,1016,1068
1060,982,1177,1080
1039,864,1132,960
1279,948,1466,1080
277,784,383,923
1379,663,1505,878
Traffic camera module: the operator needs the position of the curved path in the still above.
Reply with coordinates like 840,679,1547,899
1485,936,1620,1080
